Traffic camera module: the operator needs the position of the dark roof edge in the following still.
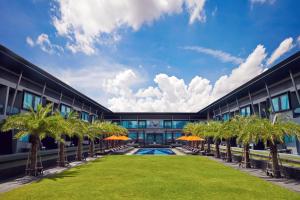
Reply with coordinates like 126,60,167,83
197,51,300,114
0,44,112,113
112,112,198,114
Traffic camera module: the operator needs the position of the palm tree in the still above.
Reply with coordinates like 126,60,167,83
194,123,206,150
48,111,71,167
234,115,260,168
86,121,105,157
258,114,300,178
205,121,222,158
1,104,62,176
65,111,88,161
220,120,236,162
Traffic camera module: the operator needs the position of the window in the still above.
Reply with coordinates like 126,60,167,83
138,120,146,128
81,112,89,122
128,132,137,140
164,120,172,128
271,93,290,112
60,104,71,117
240,106,251,116
23,92,41,111
223,113,230,121
172,121,188,129
90,115,96,123
121,120,138,129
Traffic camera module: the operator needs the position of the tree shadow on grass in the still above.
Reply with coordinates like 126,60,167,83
37,170,80,182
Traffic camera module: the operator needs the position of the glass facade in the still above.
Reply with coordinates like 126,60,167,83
272,93,290,112
240,106,251,116
164,120,172,128
81,112,89,122
138,120,146,128
128,132,137,140
172,121,188,129
121,120,138,129
23,92,41,111
222,113,230,121
120,120,189,129
60,104,71,117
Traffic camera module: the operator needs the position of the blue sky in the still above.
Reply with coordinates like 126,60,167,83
0,0,299,112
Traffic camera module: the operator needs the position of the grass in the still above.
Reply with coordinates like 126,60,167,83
1,156,299,200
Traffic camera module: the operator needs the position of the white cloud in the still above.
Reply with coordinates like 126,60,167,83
26,33,63,55
183,46,244,64
26,37,35,47
297,36,300,46
250,0,276,5
52,38,297,112
211,45,267,99
52,0,206,55
266,37,294,65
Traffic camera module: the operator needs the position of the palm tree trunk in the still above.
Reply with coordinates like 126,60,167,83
58,141,66,167
270,143,281,178
77,137,82,161
207,137,211,153
200,141,204,151
244,143,251,168
215,139,220,158
29,135,38,176
226,139,232,162
89,140,94,157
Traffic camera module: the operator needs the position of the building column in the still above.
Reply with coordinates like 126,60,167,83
248,91,255,115
40,83,46,105
265,82,274,113
289,70,300,106
236,97,241,114
10,72,22,114
3,86,10,117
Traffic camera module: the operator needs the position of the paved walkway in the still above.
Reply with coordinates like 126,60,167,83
172,148,186,155
208,156,300,193
0,156,101,194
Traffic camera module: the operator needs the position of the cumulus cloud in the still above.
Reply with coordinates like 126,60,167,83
52,0,206,55
211,45,266,99
26,33,63,55
53,37,297,112
105,44,267,112
266,37,294,65
183,46,244,64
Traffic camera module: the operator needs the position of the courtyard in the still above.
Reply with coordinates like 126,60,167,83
1,155,299,200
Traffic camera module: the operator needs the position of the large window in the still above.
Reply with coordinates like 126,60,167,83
121,120,138,129
60,104,71,118
271,93,290,112
128,132,137,140
164,120,172,129
23,92,41,111
223,113,230,121
81,112,89,122
172,121,188,129
138,120,146,128
240,105,251,116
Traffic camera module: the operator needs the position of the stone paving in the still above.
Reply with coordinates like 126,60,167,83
0,156,101,194
208,156,300,193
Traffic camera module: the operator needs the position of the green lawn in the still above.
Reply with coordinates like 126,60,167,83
1,156,299,200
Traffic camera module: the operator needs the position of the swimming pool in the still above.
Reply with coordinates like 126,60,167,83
134,148,175,155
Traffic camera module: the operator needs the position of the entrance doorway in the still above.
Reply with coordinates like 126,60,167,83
146,133,163,145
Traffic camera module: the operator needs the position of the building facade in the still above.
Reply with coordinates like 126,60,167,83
0,44,300,154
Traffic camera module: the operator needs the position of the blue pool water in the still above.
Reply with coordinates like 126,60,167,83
134,148,175,155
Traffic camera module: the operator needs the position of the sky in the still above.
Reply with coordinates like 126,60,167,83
0,0,300,112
